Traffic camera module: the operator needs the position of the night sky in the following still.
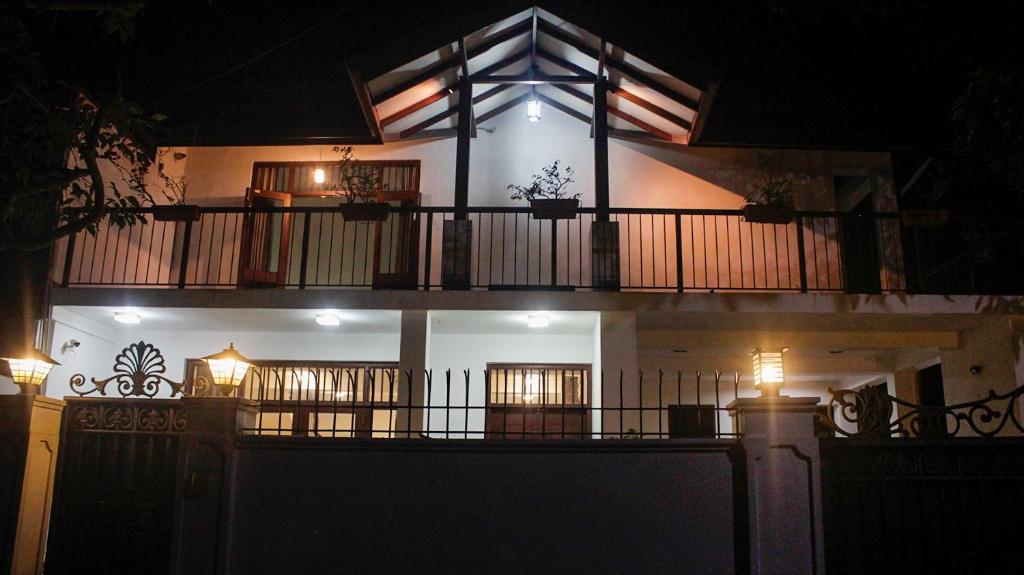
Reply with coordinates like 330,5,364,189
33,0,1024,156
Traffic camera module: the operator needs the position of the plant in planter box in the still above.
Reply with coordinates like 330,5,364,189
151,151,200,221
742,154,796,225
508,161,580,220
332,145,389,221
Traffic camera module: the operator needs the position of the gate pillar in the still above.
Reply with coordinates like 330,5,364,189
730,396,825,575
0,395,64,575
169,396,257,575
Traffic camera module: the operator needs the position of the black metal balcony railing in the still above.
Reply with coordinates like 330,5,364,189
52,205,1024,295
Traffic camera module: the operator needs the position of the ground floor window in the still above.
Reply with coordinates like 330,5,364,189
485,364,591,439
185,360,399,437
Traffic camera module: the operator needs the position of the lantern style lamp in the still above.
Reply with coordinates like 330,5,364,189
752,348,787,397
202,343,251,397
526,87,541,122
1,348,60,395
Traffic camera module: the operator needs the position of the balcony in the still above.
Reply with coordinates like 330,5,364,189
52,205,1024,295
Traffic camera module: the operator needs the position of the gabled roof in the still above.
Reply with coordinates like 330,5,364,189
353,7,715,145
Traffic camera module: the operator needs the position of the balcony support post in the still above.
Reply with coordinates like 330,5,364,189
594,78,610,222
454,76,472,221
396,310,428,438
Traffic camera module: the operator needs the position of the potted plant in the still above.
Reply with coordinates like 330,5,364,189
151,151,200,222
508,161,580,220
742,154,796,225
333,146,389,221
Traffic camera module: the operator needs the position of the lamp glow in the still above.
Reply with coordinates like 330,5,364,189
313,168,326,184
527,313,549,328
114,311,141,324
1,348,60,394
526,98,542,122
752,348,787,397
202,343,251,396
315,312,342,326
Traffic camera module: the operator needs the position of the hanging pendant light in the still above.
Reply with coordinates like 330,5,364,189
526,86,541,122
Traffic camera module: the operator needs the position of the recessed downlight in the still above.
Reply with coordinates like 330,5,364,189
113,311,140,325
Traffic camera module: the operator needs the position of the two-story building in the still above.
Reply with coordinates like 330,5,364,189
4,6,1024,574
5,6,1019,440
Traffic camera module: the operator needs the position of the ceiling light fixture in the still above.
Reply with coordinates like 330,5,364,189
526,86,541,122
527,313,550,328
316,312,342,326
114,311,141,324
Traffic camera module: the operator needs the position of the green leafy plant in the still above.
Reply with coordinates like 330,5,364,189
332,145,384,204
507,161,578,201
745,153,794,208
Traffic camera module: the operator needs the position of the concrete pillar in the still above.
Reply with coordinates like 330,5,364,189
396,310,428,438
600,311,638,437
730,396,825,575
0,395,64,575
170,396,257,575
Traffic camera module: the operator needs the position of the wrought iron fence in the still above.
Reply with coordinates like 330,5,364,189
234,367,748,440
51,205,926,294
819,383,1024,438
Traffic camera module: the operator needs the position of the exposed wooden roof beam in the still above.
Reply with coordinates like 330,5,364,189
347,64,382,141
372,18,531,105
470,74,594,84
476,92,531,125
535,92,590,124
535,48,596,79
458,38,476,138
609,84,693,131
380,86,454,127
536,18,700,112
397,84,513,139
469,48,530,80
552,84,672,141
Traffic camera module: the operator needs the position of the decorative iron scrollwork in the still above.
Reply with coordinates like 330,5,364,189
70,341,186,398
819,383,1024,438
69,403,188,432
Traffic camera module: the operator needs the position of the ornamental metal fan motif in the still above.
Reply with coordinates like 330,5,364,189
70,341,186,398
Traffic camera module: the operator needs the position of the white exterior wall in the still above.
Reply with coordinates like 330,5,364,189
426,331,596,438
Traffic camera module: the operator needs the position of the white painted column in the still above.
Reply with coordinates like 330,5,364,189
599,311,638,437
730,397,825,575
396,310,428,438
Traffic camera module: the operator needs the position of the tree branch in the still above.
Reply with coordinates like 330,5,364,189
0,101,109,251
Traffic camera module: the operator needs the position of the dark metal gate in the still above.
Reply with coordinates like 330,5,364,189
45,399,187,575
821,438,1024,574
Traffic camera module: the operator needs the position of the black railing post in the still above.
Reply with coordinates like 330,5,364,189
61,232,76,288
177,219,193,289
298,211,312,289
423,211,433,290
795,214,808,293
674,213,684,292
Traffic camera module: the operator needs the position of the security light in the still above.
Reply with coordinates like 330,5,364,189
114,311,141,324
1,348,60,395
